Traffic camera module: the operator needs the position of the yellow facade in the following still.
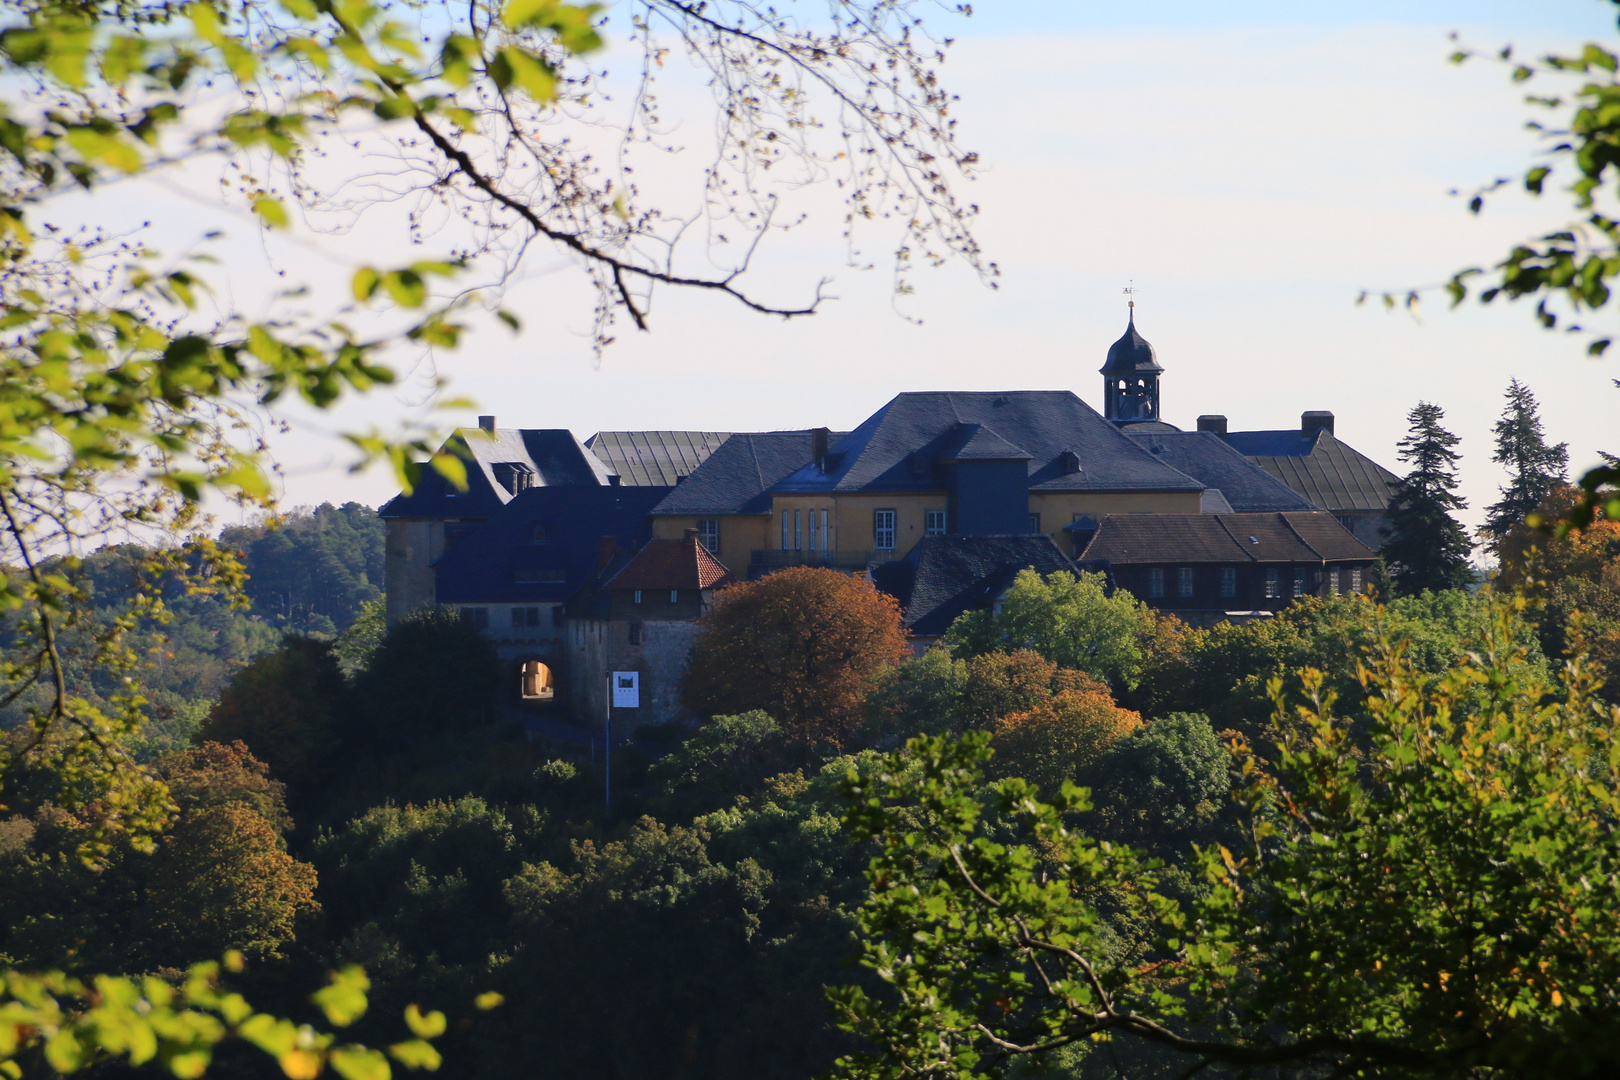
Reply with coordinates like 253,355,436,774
654,488,1202,575
651,513,770,574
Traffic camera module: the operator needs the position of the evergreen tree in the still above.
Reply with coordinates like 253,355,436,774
1482,379,1569,550
1382,401,1474,595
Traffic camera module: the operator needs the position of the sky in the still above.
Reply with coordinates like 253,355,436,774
87,0,1620,533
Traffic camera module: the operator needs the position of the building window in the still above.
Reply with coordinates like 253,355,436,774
463,606,489,629
633,590,643,604
1265,568,1280,598
820,509,829,551
1148,568,1165,598
795,509,802,551
1329,568,1341,596
781,510,791,550
1177,567,1195,598
1293,568,1307,597
511,606,540,628
874,509,896,551
531,525,548,545
925,509,947,538
1350,567,1364,593
1336,515,1354,532
1029,514,1041,534
669,589,678,603
697,519,720,552
808,509,819,552
628,623,642,646
1220,567,1236,599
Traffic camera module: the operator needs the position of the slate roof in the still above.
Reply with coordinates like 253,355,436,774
871,535,1079,637
1222,429,1399,513
939,423,1034,462
652,431,848,516
379,427,611,519
433,485,670,604
1079,512,1374,566
604,534,734,591
585,431,732,486
1126,431,1317,513
772,392,1202,495
1100,311,1163,375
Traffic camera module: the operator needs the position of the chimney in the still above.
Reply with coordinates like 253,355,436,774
477,415,496,434
810,427,830,470
1196,414,1228,436
684,528,700,542
595,535,618,575
1301,411,1335,439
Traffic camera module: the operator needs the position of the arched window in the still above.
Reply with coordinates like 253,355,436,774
521,660,554,700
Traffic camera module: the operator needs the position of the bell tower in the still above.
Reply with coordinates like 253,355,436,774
1099,301,1163,424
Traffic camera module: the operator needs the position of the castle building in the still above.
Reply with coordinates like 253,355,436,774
379,308,1391,724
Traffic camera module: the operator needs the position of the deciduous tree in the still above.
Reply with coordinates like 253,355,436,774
683,568,910,747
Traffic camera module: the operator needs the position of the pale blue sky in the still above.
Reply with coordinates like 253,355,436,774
110,0,1620,534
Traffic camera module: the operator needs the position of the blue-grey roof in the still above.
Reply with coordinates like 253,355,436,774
585,431,732,486
1126,431,1317,513
939,423,1033,462
433,485,669,604
379,427,611,520
1079,511,1374,565
773,392,1202,495
651,430,846,516
871,535,1079,637
1223,430,1399,513
1099,311,1162,375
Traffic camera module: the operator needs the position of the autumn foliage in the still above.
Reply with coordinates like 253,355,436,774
682,568,911,746
965,651,1143,793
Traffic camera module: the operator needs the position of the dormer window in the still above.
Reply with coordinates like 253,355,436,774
492,461,535,496
1058,450,1081,473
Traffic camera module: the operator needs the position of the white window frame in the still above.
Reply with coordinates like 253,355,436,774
1293,567,1307,598
1177,567,1195,598
1265,568,1280,599
925,509,947,538
1329,567,1340,596
697,519,720,552
1220,567,1236,599
1350,567,1363,593
1148,568,1165,598
669,589,679,603
794,509,802,551
874,509,897,551
633,590,643,604
781,510,791,550
808,509,819,552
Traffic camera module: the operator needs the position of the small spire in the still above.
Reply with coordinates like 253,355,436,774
1122,280,1137,321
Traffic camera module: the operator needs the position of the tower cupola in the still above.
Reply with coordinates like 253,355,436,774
1100,303,1162,423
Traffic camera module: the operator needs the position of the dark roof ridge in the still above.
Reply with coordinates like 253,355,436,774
1277,510,1323,561
1212,514,1260,561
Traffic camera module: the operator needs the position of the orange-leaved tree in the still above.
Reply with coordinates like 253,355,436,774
682,568,911,746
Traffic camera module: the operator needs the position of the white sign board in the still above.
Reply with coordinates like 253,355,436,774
612,671,640,709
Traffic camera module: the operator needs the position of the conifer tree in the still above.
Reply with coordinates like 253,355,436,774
1482,380,1569,550
1382,402,1475,595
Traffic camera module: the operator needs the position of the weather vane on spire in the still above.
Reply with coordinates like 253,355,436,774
1122,280,1138,312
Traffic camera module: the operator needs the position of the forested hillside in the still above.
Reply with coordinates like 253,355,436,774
0,504,384,760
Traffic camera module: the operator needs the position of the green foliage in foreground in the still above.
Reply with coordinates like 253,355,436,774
832,606,1620,1079
0,957,472,1080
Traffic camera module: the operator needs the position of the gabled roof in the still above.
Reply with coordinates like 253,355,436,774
1078,512,1374,565
433,485,669,604
585,431,732,486
604,534,734,591
871,535,1079,638
379,427,611,519
1222,430,1399,513
1126,431,1317,513
939,423,1033,462
772,392,1202,495
651,430,847,516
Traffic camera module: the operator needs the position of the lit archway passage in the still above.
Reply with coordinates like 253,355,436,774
521,661,554,700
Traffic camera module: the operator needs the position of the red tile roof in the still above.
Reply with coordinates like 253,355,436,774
603,534,734,591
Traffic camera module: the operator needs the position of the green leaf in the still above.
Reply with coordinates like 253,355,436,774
492,48,556,102
253,196,290,229
403,1005,445,1039
496,310,521,333
474,992,505,1011
382,270,427,307
330,1046,391,1080
353,267,380,301
311,966,370,1028
387,1040,442,1071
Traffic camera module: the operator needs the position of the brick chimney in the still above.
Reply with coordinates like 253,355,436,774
595,535,617,575
811,427,830,470
1301,411,1335,439
1196,414,1228,436
477,415,496,433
